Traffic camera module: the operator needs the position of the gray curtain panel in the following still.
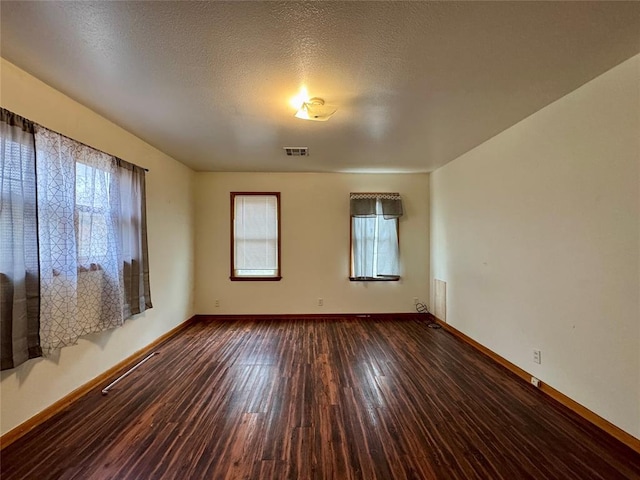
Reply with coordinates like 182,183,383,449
0,109,42,370
116,158,152,317
380,198,403,219
350,197,377,217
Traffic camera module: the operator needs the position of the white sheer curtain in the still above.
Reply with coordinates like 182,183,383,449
352,210,400,278
35,127,124,354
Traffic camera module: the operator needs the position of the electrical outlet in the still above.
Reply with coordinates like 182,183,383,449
215,299,220,308
413,297,419,305
533,349,541,364
318,298,323,307
530,376,541,388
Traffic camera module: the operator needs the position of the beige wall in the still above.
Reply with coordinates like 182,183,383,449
430,54,640,438
195,173,430,314
0,59,196,435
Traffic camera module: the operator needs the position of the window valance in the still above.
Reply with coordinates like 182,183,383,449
350,193,403,219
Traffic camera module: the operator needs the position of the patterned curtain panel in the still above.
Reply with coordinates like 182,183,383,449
116,158,152,317
35,127,124,354
0,111,42,369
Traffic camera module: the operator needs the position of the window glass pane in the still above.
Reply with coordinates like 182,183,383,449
75,161,112,266
233,194,280,278
352,216,376,278
76,161,110,207
376,217,399,276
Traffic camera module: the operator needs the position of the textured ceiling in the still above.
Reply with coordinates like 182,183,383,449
1,1,639,173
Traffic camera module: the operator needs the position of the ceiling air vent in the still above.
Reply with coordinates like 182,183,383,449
283,146,309,156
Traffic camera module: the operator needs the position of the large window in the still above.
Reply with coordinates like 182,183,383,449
350,193,403,281
1,107,152,368
231,192,281,281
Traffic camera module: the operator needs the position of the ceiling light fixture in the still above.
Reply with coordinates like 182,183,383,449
294,97,337,122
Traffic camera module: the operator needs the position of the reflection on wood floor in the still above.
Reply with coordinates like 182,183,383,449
2,315,639,479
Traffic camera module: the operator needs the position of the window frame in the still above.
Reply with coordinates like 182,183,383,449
230,192,282,281
349,195,401,282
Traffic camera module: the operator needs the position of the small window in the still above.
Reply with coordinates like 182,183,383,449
231,192,281,281
350,193,403,281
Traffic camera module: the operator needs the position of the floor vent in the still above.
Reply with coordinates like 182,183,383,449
283,146,309,156
434,279,447,321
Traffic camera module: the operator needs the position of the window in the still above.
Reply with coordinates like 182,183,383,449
75,161,111,268
350,193,403,281
231,192,281,281
1,108,151,366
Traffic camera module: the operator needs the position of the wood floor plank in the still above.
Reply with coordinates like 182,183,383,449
2,315,639,479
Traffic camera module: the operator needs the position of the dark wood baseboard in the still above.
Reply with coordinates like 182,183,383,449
0,315,197,450
195,312,422,321
432,315,640,454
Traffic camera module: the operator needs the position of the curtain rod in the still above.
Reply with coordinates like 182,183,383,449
1,107,149,172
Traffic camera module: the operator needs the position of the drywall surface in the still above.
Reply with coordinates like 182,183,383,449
0,59,195,435
430,55,640,438
195,173,429,314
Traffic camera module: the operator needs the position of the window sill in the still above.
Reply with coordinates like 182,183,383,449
230,276,282,282
349,276,400,282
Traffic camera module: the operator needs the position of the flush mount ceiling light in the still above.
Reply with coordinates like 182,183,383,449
294,97,337,122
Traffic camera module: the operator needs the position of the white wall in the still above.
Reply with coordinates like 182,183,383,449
430,55,640,438
0,59,196,435
195,173,430,314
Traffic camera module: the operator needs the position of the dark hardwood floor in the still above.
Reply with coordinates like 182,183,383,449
2,315,639,479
